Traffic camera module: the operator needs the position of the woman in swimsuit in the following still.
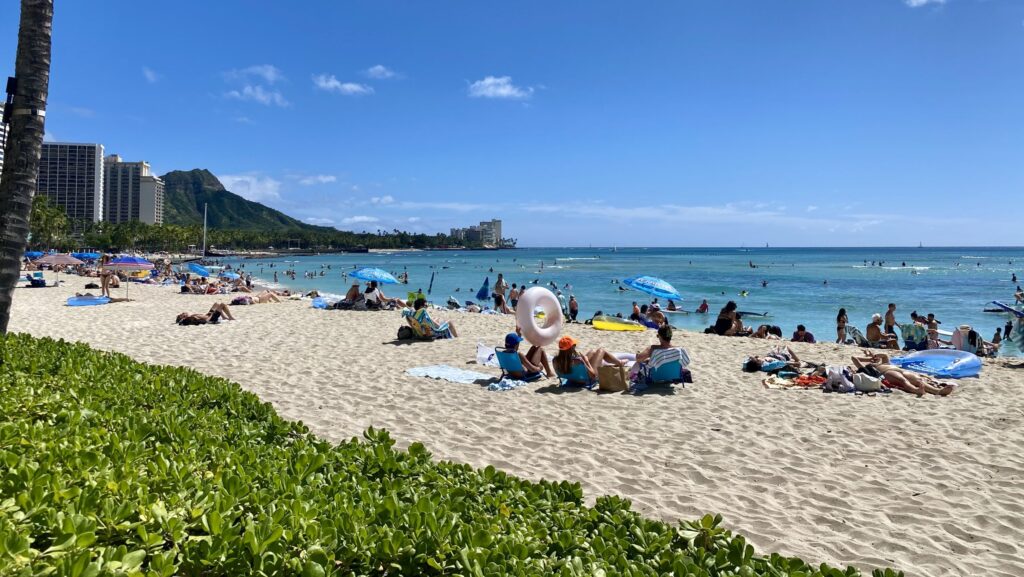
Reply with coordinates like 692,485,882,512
836,308,848,343
851,352,954,396
552,336,623,385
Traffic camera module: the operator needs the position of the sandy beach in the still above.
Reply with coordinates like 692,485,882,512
9,273,1024,577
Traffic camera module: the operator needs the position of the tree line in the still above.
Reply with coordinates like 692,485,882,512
27,196,485,252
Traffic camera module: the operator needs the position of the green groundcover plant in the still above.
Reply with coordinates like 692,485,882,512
0,333,902,577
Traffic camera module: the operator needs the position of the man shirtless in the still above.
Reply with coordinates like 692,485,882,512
851,352,954,396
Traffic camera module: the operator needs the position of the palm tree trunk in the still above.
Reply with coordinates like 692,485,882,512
0,0,54,334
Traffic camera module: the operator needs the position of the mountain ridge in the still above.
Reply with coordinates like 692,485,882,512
160,169,329,231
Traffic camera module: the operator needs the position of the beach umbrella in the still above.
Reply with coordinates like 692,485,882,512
219,271,240,281
23,251,44,260
351,267,400,285
622,275,682,301
476,277,490,301
71,252,101,261
34,253,84,287
105,256,155,298
427,271,435,295
187,262,212,278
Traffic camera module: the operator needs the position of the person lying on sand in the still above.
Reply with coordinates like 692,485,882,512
743,345,801,373
75,292,134,303
175,303,235,326
851,352,954,396
751,324,780,340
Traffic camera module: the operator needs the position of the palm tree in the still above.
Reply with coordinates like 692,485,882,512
0,0,54,335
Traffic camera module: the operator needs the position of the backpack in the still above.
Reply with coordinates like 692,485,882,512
397,325,414,340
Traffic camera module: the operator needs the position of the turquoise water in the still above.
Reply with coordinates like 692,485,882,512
221,247,1024,356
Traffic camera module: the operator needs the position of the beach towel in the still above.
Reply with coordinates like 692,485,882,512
487,378,531,391
405,365,491,384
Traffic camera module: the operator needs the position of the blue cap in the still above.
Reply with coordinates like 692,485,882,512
504,332,523,348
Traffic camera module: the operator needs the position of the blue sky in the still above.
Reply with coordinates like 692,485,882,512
3,0,1023,246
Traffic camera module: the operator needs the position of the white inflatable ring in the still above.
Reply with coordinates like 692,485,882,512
515,287,564,347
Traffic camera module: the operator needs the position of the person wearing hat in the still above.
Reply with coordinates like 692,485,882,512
552,336,623,386
502,332,553,379
866,313,899,349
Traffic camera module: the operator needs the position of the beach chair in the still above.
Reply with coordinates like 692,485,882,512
26,272,47,288
495,350,543,382
898,323,928,351
410,309,453,339
556,361,596,388
404,315,438,341
844,326,872,347
643,348,692,383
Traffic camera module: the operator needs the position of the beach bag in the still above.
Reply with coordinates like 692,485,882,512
852,373,883,392
598,365,629,392
476,343,499,367
824,366,855,393
396,325,414,340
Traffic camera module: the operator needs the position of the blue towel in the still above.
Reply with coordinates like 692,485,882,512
487,378,530,391
405,365,492,384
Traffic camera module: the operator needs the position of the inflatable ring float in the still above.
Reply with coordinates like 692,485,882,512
515,287,564,346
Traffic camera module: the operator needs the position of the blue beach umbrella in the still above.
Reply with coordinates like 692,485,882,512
105,256,155,297
476,277,490,301
23,251,44,260
622,275,682,301
71,252,101,261
187,262,212,278
351,267,399,285
219,271,240,281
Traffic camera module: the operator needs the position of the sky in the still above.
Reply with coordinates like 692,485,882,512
2,0,1023,247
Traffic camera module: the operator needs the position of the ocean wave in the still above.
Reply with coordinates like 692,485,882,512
556,257,600,261
961,256,990,259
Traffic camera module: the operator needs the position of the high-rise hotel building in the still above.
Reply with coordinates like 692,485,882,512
0,103,7,182
38,142,105,222
103,155,164,225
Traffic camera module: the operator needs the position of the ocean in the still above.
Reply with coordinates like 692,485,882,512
221,246,1024,357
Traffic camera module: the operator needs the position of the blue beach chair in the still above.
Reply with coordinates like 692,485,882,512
26,272,47,288
495,350,543,382
557,361,597,389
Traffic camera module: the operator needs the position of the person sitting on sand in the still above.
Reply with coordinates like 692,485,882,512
791,324,816,343
412,298,457,338
927,328,952,350
553,336,624,386
502,331,553,379
714,301,749,336
636,325,690,378
646,304,667,327
175,303,235,326
743,345,802,373
866,314,899,349
850,352,954,396
751,324,780,340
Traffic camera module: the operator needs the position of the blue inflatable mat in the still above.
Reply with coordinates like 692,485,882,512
890,350,981,379
67,296,110,307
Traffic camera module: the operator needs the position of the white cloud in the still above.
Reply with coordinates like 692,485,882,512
142,66,160,84
365,64,396,79
468,76,534,100
43,131,55,142
234,116,254,124
407,217,421,223
806,205,818,212
225,64,285,84
342,215,379,224
304,217,335,226
370,195,394,205
69,106,95,118
217,173,282,203
298,174,337,185
904,0,945,7
312,74,374,95
225,85,289,107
